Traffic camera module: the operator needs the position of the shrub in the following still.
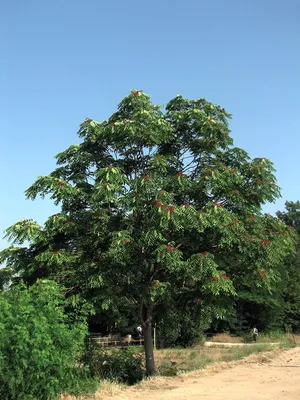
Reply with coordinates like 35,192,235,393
84,342,144,385
0,280,89,400
158,360,179,376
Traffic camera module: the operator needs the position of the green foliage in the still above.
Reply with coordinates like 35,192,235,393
155,288,223,347
158,360,180,376
0,90,296,374
0,280,88,400
63,374,99,397
277,201,300,332
84,343,144,385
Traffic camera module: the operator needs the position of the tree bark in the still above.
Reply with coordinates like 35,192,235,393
143,319,156,376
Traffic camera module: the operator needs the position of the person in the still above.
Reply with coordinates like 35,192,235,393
253,326,258,342
136,325,143,340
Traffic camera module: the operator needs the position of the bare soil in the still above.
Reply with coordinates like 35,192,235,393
104,347,300,400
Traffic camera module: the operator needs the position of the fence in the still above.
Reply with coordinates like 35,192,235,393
90,325,157,349
89,334,145,348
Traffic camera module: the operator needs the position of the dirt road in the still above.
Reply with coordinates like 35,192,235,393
106,347,300,400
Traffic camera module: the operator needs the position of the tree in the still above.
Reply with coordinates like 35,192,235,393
277,201,300,332
0,90,295,375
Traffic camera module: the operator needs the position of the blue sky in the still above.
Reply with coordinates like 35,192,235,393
1,0,299,250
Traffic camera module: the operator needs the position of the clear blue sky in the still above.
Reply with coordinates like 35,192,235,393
1,0,299,250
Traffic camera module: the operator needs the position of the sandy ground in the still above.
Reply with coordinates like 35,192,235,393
106,347,300,400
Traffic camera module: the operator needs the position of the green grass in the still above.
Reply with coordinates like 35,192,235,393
243,331,300,347
155,343,274,376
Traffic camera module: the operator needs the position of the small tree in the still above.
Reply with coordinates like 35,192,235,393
0,90,295,375
0,280,88,400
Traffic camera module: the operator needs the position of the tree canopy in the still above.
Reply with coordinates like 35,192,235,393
0,89,296,374
276,201,300,332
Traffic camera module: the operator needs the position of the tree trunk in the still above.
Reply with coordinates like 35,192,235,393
143,320,156,376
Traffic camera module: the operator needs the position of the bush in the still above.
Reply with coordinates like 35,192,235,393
158,361,179,376
0,280,89,400
84,342,144,385
63,373,99,397
242,331,255,343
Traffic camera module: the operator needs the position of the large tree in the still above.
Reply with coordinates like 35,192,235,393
0,90,295,374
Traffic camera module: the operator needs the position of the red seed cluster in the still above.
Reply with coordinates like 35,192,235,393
65,221,71,225
132,91,140,97
144,175,150,180
203,168,216,179
260,239,270,246
257,180,265,184
219,274,230,280
213,202,224,207
176,171,185,177
165,206,175,213
153,200,164,208
57,182,65,187
211,274,230,280
85,118,93,123
260,270,266,279
166,245,176,252
201,252,208,257
52,250,61,254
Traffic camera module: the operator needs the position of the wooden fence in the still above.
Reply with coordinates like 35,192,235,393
89,335,145,348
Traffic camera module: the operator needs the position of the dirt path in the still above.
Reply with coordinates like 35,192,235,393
204,341,280,347
106,347,300,400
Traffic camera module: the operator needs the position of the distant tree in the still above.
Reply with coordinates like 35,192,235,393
277,201,300,332
0,90,295,374
277,201,300,232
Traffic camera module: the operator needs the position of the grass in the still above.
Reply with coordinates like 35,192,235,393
154,343,274,375
209,331,300,347
243,331,300,346
61,380,125,400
